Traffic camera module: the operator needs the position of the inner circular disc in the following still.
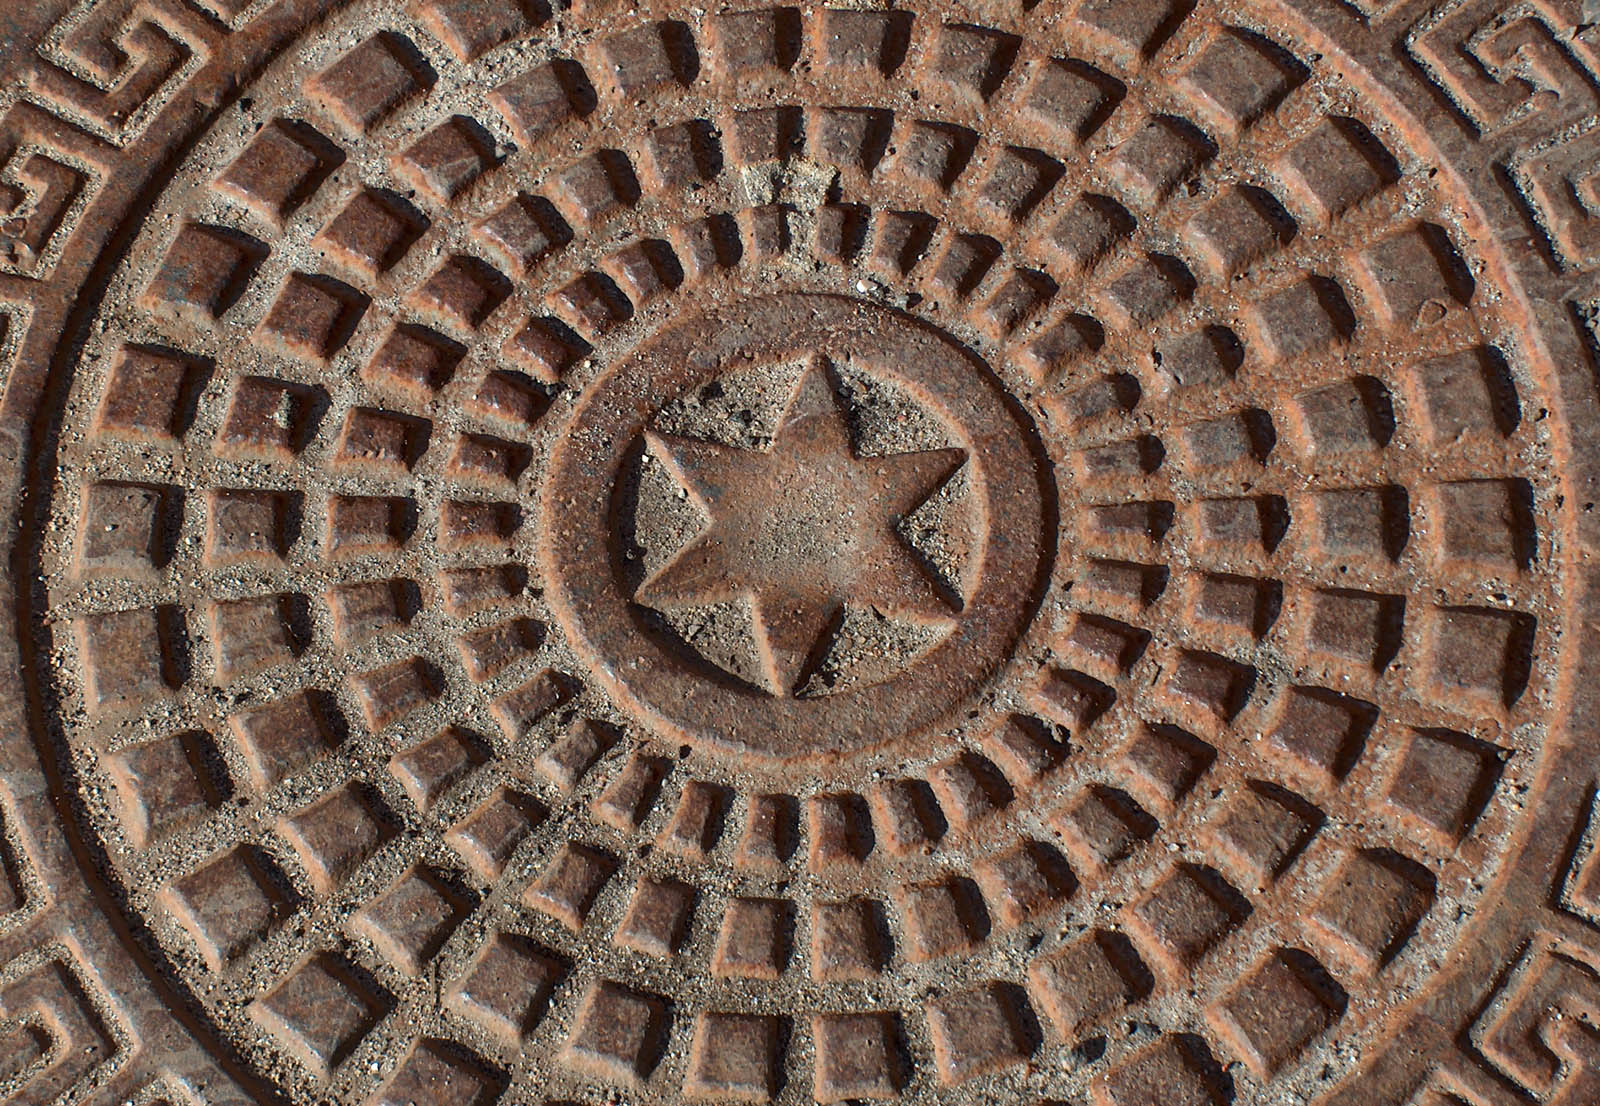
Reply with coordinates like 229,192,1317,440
545,292,1053,761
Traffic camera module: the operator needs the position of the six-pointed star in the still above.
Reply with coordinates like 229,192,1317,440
636,357,969,696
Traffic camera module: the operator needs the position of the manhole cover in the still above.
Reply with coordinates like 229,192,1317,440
0,2,1595,1105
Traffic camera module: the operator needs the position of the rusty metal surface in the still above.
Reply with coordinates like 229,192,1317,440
0,1,1598,1104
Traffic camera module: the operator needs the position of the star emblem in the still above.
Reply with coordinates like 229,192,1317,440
635,357,969,697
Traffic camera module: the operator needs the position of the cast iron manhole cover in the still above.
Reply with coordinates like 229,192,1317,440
0,1,1597,1104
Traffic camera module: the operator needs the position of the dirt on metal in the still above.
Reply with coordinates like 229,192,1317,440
0,1,1595,1105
